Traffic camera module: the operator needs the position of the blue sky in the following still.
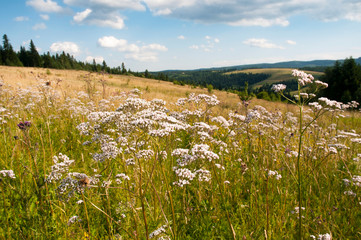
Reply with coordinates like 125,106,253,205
2,0,361,71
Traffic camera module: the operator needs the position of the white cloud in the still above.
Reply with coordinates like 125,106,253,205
73,9,92,22
228,18,289,27
85,56,104,64
32,23,47,30
14,16,29,22
98,36,128,48
65,0,146,29
178,35,185,40
64,0,145,11
50,41,80,55
286,40,297,45
143,44,168,51
26,0,64,13
72,8,125,29
90,16,125,29
243,38,284,49
54,0,361,29
154,8,172,16
98,36,167,62
144,0,361,26
40,14,49,20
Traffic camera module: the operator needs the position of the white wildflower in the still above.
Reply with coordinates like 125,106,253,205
68,215,81,225
271,84,287,93
0,170,16,179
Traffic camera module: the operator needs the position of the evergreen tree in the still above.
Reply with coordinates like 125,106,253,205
322,57,361,104
144,69,150,78
29,40,41,67
102,60,107,72
92,59,97,72
2,34,22,66
121,62,127,74
18,46,30,66
42,52,54,68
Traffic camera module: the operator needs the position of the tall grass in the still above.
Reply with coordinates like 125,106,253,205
0,71,361,239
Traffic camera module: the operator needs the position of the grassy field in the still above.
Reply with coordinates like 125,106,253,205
0,66,361,239
225,68,324,89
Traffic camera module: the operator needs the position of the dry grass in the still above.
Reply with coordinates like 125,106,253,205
0,66,331,116
0,66,243,115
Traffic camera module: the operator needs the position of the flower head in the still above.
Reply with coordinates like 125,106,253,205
271,84,287,93
17,121,31,130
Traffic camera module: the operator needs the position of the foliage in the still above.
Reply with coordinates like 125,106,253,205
163,69,271,91
321,57,361,103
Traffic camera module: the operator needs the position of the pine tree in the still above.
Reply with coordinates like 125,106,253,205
144,69,150,78
322,57,361,103
42,52,55,68
102,60,107,72
2,34,22,66
29,40,41,67
121,62,127,74
19,46,30,66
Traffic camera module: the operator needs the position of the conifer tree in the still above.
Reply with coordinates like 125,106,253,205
29,40,41,67
19,46,30,66
2,34,22,66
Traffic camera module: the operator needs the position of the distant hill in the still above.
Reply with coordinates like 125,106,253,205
160,57,361,72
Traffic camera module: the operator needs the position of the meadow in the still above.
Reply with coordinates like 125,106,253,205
225,68,324,89
0,66,361,239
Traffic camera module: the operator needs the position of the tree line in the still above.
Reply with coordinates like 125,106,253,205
320,57,361,104
161,69,271,91
0,34,145,77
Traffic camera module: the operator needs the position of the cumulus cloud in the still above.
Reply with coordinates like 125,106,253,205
24,0,361,29
178,35,185,40
154,8,172,16
26,0,64,13
142,0,361,26
64,0,145,11
32,23,47,30
85,56,104,64
74,8,92,22
14,16,29,22
65,0,145,29
40,14,50,20
74,0,361,27
50,41,80,55
243,38,284,49
72,8,125,29
98,36,167,62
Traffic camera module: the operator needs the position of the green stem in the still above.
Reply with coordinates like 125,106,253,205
137,158,149,240
297,105,303,240
211,163,236,240
161,166,177,239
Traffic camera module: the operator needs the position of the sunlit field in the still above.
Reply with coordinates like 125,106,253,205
1,67,361,239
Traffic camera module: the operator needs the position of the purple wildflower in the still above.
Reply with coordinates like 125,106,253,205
17,121,31,130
